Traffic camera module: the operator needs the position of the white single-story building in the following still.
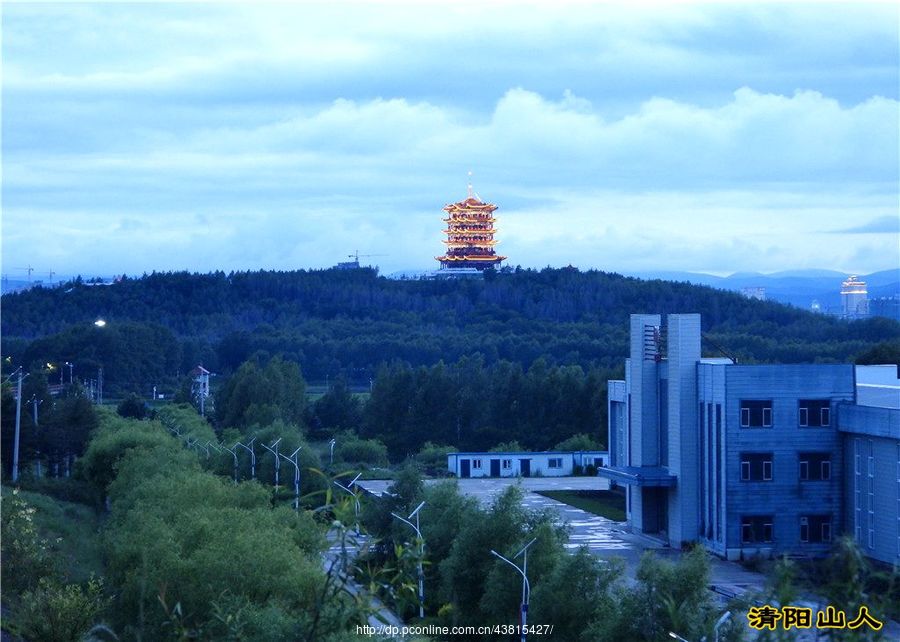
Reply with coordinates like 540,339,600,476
447,451,608,478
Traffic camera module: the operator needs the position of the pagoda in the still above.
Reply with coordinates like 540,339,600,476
436,180,506,271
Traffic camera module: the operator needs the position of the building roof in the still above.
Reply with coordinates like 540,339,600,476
597,466,677,487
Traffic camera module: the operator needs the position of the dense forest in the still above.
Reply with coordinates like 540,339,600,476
3,267,897,396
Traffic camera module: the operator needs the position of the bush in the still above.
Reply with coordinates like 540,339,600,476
1,488,59,593
334,433,389,467
414,442,457,476
13,577,110,642
553,433,604,451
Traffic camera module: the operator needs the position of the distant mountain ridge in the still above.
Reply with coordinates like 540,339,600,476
626,268,899,315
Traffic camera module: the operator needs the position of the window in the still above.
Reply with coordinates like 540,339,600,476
799,400,831,427
502,459,512,470
800,515,832,543
740,453,774,481
741,516,774,544
472,459,482,470
548,458,563,469
741,400,773,427
799,453,832,481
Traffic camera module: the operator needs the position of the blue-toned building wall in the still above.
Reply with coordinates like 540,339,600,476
716,364,853,560
839,402,900,565
603,312,874,561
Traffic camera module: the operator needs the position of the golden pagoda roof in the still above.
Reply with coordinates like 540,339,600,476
436,254,507,262
442,239,498,246
442,197,498,213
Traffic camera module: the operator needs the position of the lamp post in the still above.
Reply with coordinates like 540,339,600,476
668,632,690,642
392,500,426,619
334,472,362,533
236,438,256,479
713,611,731,642
221,442,240,483
65,361,74,384
490,537,537,642
278,447,303,510
329,438,336,466
261,437,283,489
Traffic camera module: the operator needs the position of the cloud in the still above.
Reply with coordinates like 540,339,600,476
2,3,898,278
829,215,900,234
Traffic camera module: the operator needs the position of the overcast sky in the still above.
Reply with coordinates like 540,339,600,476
2,2,898,279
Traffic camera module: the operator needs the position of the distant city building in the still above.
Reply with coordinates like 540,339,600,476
841,275,869,319
448,450,608,478
436,181,505,271
601,313,899,562
740,286,766,301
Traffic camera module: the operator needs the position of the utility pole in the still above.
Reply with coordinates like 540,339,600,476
98,367,103,404
30,395,44,478
12,368,23,482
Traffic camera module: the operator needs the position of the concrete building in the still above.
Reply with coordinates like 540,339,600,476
841,275,869,319
602,313,899,562
839,365,900,565
447,450,607,478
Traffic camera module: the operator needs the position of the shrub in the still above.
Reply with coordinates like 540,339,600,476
1,489,59,593
14,577,109,642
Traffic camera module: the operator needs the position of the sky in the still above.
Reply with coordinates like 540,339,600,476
2,1,898,279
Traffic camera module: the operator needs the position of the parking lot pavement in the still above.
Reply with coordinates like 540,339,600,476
359,476,640,557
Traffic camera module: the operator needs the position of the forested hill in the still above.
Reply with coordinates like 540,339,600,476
2,268,897,390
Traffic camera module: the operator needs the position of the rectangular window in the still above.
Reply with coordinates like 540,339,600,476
799,400,831,427
502,459,512,470
740,400,773,427
548,458,562,469
800,515,832,544
741,516,774,544
799,453,831,481
740,453,774,481
472,459,482,470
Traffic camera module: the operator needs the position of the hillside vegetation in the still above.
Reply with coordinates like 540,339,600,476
3,267,896,392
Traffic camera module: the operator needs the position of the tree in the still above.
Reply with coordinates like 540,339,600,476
117,394,147,420
42,393,98,477
216,356,307,431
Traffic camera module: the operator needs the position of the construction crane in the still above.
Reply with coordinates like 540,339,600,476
347,250,387,262
336,251,388,270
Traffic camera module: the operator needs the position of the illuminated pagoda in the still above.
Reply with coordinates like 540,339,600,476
436,177,506,271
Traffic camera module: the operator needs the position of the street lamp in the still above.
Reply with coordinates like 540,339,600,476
94,319,106,327
392,500,426,619
329,438,336,466
261,437,283,489
65,361,74,384
221,442,240,484
669,632,690,642
279,447,303,510
713,611,731,642
491,537,537,642
235,438,256,479
334,472,362,533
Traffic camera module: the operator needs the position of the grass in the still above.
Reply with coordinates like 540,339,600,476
535,489,627,522
1,485,105,583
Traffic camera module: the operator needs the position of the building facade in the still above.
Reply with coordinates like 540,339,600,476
447,451,607,478
602,313,899,562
